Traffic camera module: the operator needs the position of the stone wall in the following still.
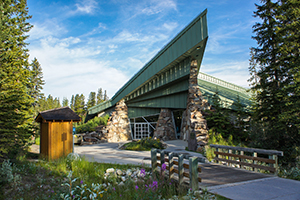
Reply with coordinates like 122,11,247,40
181,59,210,149
153,108,177,140
102,99,131,142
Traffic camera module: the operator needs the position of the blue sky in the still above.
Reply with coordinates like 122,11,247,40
27,0,259,102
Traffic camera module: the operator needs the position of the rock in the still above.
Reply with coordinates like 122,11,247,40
106,168,115,173
121,176,126,182
116,169,123,176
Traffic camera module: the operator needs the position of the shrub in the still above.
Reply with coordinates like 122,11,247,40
124,137,164,151
76,115,109,133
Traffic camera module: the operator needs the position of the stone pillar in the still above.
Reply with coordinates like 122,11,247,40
153,108,176,141
181,59,209,151
103,99,131,142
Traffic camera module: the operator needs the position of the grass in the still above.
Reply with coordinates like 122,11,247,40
0,151,227,200
123,137,165,151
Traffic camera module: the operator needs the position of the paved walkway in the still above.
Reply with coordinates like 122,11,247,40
74,140,300,200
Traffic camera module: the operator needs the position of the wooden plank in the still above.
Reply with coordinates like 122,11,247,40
183,163,189,169
183,172,190,178
214,151,276,164
214,157,276,172
210,144,283,156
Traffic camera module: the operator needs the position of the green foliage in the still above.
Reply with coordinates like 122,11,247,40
0,0,35,158
76,115,109,133
96,88,109,104
249,0,300,165
87,91,96,109
124,137,164,151
62,97,69,107
205,130,234,161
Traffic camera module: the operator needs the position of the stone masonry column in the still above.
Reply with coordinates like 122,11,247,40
181,59,209,151
153,108,176,141
103,99,131,142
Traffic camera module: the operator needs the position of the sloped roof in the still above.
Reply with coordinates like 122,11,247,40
35,107,81,122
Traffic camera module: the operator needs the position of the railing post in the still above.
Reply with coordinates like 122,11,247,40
160,150,165,171
178,154,184,186
189,157,198,191
216,148,219,163
169,152,174,179
239,151,244,169
151,149,157,173
273,155,278,175
253,152,257,172
228,149,232,167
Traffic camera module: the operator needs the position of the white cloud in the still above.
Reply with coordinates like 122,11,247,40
141,0,177,15
200,61,251,88
74,0,97,14
29,21,67,40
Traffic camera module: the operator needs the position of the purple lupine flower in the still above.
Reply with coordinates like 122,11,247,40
161,163,166,171
80,180,83,184
140,168,146,176
113,187,115,191
135,185,139,190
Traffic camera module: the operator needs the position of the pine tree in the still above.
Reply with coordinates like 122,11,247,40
27,58,44,104
70,95,75,110
104,90,109,101
74,94,86,119
250,0,300,164
87,92,96,109
0,0,34,158
96,88,103,104
62,97,69,107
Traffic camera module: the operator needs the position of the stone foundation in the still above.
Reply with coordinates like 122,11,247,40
181,59,209,150
153,108,176,141
102,99,131,142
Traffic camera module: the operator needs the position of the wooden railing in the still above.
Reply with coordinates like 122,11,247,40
151,149,201,191
210,144,284,174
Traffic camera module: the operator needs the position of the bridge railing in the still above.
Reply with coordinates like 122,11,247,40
151,149,202,191
198,72,249,94
210,144,283,175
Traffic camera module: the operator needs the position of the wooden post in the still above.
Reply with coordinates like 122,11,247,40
228,149,232,167
151,149,157,174
253,152,257,172
273,155,278,175
169,152,174,179
216,148,219,163
178,154,184,186
239,151,244,169
161,150,165,171
189,157,198,191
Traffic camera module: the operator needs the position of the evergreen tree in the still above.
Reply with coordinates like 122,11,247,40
87,92,96,109
0,0,34,158
74,94,86,119
62,97,69,107
96,88,103,104
70,95,75,110
104,90,109,101
250,0,300,164
27,58,44,104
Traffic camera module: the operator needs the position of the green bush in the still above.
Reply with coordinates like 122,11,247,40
76,115,109,133
124,137,164,151
205,130,234,161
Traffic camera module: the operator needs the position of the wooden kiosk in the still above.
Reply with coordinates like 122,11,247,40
35,107,81,160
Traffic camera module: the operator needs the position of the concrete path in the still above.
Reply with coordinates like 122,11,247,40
74,140,205,166
74,140,300,200
208,177,300,200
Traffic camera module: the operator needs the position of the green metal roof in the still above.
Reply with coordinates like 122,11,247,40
88,9,209,116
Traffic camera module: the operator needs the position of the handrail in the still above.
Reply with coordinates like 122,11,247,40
210,144,283,174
